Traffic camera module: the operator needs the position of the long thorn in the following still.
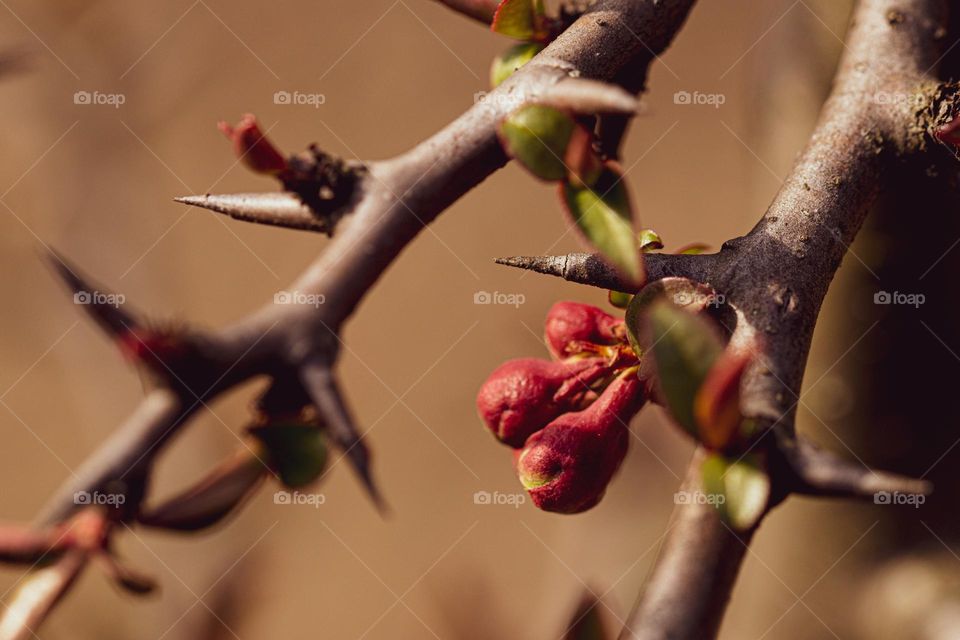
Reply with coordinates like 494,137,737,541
785,438,932,499
45,250,141,339
300,361,387,514
175,193,330,233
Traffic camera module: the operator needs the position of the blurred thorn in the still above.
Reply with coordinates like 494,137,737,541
300,361,388,514
561,590,611,640
784,436,933,499
45,249,141,339
0,47,33,77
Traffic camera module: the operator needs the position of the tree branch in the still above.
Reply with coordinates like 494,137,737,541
503,1,957,638
620,450,752,640
0,0,698,636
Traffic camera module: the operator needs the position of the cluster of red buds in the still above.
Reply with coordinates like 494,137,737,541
476,302,647,513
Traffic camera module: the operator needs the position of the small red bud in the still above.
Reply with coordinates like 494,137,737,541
516,373,645,513
476,357,609,448
118,328,188,370
544,301,625,359
936,118,960,146
218,114,289,175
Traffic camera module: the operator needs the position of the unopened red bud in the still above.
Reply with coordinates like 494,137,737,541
118,327,189,371
477,357,608,448
936,118,960,146
516,373,645,513
544,301,625,359
218,114,289,175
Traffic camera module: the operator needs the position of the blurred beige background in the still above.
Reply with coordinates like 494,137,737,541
0,0,937,638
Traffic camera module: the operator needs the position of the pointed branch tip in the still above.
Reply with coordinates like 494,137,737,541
175,192,331,234
43,250,140,338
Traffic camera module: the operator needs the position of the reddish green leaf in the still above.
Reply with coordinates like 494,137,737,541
499,105,575,181
643,300,723,437
675,242,710,255
638,229,664,252
701,453,770,531
608,290,632,309
562,166,643,284
490,42,543,87
563,123,602,188
624,277,719,361
249,423,328,488
491,0,542,39
694,347,753,450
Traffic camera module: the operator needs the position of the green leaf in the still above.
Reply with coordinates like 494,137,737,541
491,0,537,39
638,229,664,252
562,166,643,284
644,301,723,436
623,277,719,365
490,42,543,87
499,105,575,181
701,453,770,531
249,424,328,488
608,290,632,309
675,242,710,255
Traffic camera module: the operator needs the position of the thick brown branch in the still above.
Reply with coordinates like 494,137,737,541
506,1,955,638
620,450,752,640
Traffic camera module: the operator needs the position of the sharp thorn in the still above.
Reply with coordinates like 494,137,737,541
175,192,330,233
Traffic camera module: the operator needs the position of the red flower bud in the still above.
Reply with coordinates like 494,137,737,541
118,327,189,371
544,301,625,359
516,372,644,513
218,114,289,175
936,118,960,147
477,357,609,448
